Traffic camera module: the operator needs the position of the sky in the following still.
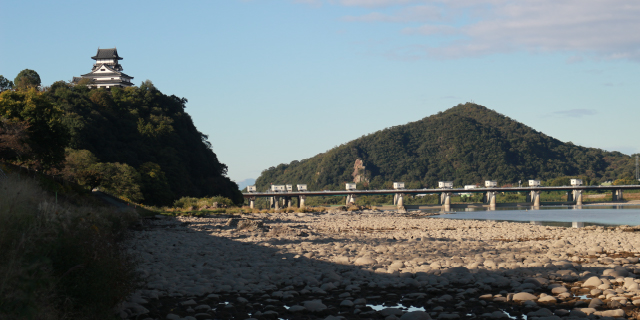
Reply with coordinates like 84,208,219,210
1,0,639,184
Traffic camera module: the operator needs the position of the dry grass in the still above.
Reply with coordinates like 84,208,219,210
0,174,140,320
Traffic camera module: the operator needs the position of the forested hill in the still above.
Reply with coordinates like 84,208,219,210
256,103,636,190
47,80,242,205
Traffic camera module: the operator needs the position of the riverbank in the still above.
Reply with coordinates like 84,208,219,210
119,209,640,319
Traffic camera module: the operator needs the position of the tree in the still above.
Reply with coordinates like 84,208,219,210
0,119,31,160
14,69,41,90
138,162,173,206
0,76,13,92
94,162,143,202
0,89,70,169
62,149,104,189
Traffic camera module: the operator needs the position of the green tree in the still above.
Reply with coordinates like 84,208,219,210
0,75,13,92
0,89,70,169
95,162,143,202
14,69,41,90
138,162,173,206
45,81,242,205
62,149,104,189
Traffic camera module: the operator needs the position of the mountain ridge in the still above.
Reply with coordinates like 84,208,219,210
255,103,635,190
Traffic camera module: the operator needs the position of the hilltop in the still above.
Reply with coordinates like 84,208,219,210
46,80,243,205
256,103,635,190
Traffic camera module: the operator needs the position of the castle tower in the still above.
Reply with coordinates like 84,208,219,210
73,48,134,88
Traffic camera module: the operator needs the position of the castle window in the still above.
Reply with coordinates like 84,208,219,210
101,69,105,71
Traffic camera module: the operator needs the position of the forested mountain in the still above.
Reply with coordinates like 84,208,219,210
45,80,242,204
256,103,636,190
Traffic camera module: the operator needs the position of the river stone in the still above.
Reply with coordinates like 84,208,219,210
180,299,197,306
588,298,603,308
571,308,596,317
512,292,537,302
354,257,376,266
303,300,327,312
551,286,568,294
609,269,629,277
538,296,557,303
340,299,354,307
334,256,350,264
582,276,602,287
589,246,603,253
380,308,403,316
237,297,248,304
400,311,432,320
289,305,306,312
596,309,624,317
527,308,553,317
166,314,180,320
194,305,211,311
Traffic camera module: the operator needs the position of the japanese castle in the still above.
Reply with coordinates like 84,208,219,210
73,48,134,88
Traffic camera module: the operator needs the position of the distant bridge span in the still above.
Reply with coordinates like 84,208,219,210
242,185,640,209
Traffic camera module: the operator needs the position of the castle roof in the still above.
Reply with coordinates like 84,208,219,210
91,48,123,60
81,64,132,79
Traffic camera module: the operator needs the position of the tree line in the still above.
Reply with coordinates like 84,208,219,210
0,70,242,205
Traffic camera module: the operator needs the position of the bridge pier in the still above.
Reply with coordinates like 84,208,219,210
287,197,292,208
574,190,583,206
613,189,624,201
299,196,306,208
249,197,256,209
346,194,356,206
485,191,496,208
273,197,280,209
396,193,404,209
441,192,451,211
530,191,540,207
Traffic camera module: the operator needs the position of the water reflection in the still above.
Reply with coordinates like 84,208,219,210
429,205,640,227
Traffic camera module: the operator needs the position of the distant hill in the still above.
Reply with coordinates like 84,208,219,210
256,103,635,190
236,178,256,191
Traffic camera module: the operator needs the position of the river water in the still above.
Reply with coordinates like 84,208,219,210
430,205,640,227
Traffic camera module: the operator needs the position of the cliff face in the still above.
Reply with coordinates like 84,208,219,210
256,103,634,190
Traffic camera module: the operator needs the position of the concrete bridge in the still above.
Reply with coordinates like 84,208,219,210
243,180,639,211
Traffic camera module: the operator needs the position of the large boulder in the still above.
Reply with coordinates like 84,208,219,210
303,300,327,312
354,257,376,266
512,292,537,302
582,276,602,287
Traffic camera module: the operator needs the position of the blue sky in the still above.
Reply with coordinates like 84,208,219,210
1,0,639,183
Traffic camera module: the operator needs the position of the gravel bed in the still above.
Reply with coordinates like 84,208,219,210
116,210,640,320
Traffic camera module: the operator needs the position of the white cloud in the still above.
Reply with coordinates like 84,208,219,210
334,0,640,61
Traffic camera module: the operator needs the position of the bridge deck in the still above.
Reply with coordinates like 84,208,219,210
243,185,640,198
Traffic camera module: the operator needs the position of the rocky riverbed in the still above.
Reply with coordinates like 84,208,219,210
117,209,640,320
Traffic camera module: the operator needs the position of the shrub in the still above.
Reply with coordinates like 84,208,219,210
0,174,140,319
173,196,234,209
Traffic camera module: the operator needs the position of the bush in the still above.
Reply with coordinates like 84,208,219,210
0,174,140,319
173,196,234,209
